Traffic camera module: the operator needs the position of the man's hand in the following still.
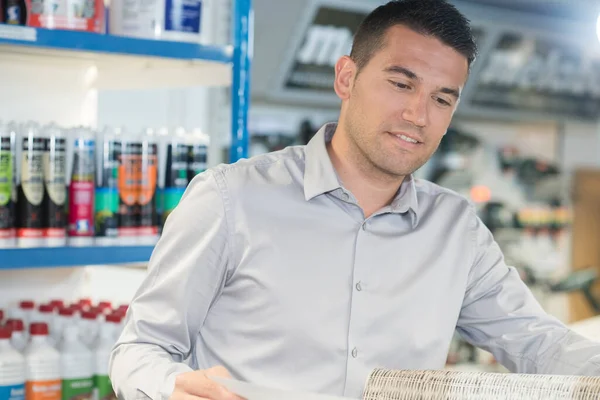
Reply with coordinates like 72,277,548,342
170,366,245,400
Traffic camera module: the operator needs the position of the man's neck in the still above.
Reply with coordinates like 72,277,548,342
327,128,405,219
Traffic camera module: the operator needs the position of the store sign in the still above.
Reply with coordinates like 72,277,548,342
283,6,367,93
469,33,600,119
281,4,486,96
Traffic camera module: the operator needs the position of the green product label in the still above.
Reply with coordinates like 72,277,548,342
162,188,185,224
0,148,12,207
62,377,93,400
163,188,185,211
93,375,116,400
95,188,119,213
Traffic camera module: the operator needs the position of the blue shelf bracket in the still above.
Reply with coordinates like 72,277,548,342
230,0,253,163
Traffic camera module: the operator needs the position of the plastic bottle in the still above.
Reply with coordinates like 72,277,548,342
0,326,26,400
78,299,92,310
52,309,74,348
24,323,61,400
5,320,27,353
78,311,99,349
17,301,35,329
93,314,121,400
0,122,17,249
59,324,93,400
96,302,112,316
48,300,64,311
34,305,56,347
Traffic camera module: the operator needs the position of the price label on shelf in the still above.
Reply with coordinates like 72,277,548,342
0,25,36,42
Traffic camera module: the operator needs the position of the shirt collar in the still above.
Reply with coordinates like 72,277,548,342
303,123,342,201
391,175,420,227
304,122,420,226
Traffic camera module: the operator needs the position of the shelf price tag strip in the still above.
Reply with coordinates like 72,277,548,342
0,25,37,42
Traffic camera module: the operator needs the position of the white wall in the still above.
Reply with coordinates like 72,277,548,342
0,266,147,314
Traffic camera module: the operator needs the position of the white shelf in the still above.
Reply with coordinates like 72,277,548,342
0,25,233,90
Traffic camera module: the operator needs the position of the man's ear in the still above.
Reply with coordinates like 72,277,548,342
334,56,357,101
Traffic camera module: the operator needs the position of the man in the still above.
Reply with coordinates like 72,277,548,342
110,1,600,399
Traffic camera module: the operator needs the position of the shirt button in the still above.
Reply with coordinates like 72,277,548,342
356,282,362,291
362,221,367,230
342,192,350,201
351,347,358,358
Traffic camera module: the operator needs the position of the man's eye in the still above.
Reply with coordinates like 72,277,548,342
435,97,451,107
390,81,410,90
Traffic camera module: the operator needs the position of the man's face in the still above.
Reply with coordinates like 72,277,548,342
336,25,469,178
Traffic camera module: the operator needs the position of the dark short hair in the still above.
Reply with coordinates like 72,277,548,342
350,0,477,72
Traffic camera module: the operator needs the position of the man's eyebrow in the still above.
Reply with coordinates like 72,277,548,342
440,87,460,99
384,65,419,80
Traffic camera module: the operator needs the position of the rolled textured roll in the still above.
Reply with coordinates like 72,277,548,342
363,369,600,400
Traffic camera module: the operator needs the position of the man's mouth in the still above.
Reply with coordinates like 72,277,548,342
389,132,423,145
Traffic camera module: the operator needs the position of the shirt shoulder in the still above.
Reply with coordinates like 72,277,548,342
413,178,476,222
414,178,472,205
207,146,308,199
213,146,306,175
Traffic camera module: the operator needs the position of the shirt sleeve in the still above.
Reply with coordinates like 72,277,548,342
456,206,600,375
109,169,233,400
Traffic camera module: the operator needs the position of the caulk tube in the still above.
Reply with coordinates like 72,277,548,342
0,122,16,248
155,127,168,231
94,127,121,246
42,124,67,247
138,128,159,245
117,128,139,245
186,128,209,183
67,127,95,246
161,127,189,229
16,122,46,248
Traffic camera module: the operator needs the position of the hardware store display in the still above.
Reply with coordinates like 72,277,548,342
0,121,210,248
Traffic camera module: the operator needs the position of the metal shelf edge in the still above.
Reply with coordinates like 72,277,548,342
0,25,233,63
0,246,155,269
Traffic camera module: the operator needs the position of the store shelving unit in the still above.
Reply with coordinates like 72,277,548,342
0,246,155,270
0,0,252,270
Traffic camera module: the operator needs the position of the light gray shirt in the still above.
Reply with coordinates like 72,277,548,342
110,123,600,400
